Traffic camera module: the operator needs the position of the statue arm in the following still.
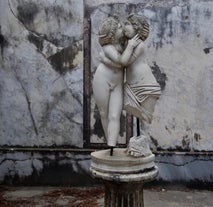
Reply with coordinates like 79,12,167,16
120,35,142,66
127,41,144,65
99,52,122,68
101,41,144,67
102,35,141,67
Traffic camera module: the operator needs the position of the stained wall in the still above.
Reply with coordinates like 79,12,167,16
0,0,212,186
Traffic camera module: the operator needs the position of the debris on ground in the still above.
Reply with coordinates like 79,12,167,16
0,186,104,207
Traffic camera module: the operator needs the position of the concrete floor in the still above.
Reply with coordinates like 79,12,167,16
0,186,212,207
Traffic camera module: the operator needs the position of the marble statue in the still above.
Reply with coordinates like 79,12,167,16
93,14,161,156
123,14,161,124
91,14,160,206
92,16,141,152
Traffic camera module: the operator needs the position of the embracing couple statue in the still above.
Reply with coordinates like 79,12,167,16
92,14,161,155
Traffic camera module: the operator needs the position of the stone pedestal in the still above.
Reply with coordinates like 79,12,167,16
90,148,158,207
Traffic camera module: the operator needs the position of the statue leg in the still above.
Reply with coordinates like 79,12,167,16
107,84,123,147
100,109,109,139
93,78,110,139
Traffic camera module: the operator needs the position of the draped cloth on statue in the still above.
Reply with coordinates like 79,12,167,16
124,83,161,123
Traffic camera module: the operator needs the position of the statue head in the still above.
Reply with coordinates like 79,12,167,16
98,16,123,46
127,14,149,41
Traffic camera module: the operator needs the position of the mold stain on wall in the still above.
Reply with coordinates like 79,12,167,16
150,62,167,91
17,2,39,25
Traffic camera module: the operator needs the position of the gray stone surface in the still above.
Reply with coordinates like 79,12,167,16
144,189,213,207
0,186,212,207
0,0,83,147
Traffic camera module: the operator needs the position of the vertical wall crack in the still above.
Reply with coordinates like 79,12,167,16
14,70,38,136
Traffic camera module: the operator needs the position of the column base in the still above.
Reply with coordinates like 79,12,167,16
90,148,158,207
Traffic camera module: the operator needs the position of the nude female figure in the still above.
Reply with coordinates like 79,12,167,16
100,14,161,124
92,17,141,151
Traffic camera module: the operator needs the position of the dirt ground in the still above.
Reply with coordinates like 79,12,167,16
0,186,212,207
0,186,104,207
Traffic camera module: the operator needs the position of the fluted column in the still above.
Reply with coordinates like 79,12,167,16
104,181,144,207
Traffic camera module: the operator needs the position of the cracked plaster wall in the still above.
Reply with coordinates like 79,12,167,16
155,154,213,184
142,0,213,152
0,151,94,186
0,0,83,147
0,0,212,185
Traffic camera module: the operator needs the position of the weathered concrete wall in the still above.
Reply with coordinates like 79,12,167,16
0,0,212,186
0,150,94,186
144,0,213,152
0,0,83,147
86,0,213,151
155,153,213,186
